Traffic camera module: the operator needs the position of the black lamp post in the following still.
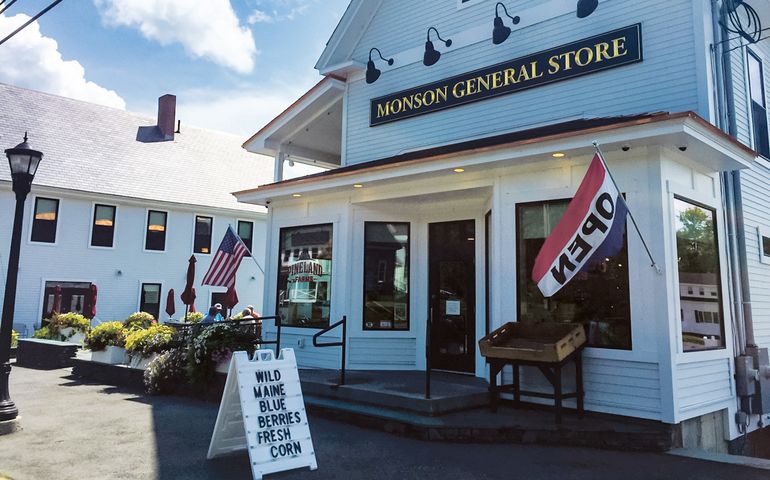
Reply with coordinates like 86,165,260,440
0,133,43,423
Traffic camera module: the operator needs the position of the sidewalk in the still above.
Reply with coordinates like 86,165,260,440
1,366,769,480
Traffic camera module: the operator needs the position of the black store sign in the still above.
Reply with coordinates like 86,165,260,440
370,24,642,127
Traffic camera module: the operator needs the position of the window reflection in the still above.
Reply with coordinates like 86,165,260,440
363,222,410,331
674,198,724,352
517,199,632,349
276,224,333,328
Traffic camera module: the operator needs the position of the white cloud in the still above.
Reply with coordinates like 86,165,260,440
0,14,125,109
248,0,316,24
248,10,274,24
94,0,258,74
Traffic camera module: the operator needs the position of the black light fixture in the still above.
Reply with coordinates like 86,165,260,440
423,27,452,67
366,47,394,84
492,2,520,45
1,133,43,426
576,0,599,18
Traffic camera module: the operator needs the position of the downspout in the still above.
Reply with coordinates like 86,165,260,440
713,0,756,353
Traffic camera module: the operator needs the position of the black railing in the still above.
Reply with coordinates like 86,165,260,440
425,298,435,400
165,315,282,356
312,316,346,386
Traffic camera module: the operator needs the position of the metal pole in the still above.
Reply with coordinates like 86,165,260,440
592,142,662,273
340,316,346,386
426,298,434,400
0,183,29,422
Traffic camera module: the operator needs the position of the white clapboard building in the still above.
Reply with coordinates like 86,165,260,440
234,0,770,452
0,84,272,334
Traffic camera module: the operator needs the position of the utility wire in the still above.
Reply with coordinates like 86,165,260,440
0,0,19,16
0,0,64,48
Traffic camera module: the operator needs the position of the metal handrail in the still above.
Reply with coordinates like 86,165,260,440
312,316,346,386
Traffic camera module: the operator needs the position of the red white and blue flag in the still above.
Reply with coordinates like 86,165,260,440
202,226,248,289
532,154,628,298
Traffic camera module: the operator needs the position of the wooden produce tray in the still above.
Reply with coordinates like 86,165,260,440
479,322,586,363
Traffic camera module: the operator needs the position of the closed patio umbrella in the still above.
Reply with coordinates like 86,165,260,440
52,285,62,314
180,255,197,318
165,288,176,320
84,284,97,319
225,286,238,316
187,287,197,314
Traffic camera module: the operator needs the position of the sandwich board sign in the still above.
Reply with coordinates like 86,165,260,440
208,348,317,479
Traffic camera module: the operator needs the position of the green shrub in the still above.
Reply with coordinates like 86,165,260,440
125,325,175,357
144,349,187,395
48,312,91,339
182,312,204,324
84,322,126,351
124,312,156,330
11,330,18,348
187,323,256,385
33,326,51,339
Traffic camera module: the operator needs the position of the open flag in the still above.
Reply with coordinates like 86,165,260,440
202,226,249,289
532,153,628,297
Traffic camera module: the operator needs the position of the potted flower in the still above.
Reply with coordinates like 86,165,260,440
181,312,204,324
144,348,187,395
187,323,257,384
48,312,91,344
125,324,175,370
85,322,128,365
124,311,157,330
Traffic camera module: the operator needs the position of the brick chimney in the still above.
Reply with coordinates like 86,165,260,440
157,94,176,140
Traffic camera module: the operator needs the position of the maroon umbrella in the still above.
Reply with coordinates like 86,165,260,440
84,284,98,319
165,288,176,319
188,287,197,313
52,285,62,314
180,255,196,306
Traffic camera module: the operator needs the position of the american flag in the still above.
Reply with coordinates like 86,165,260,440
202,226,248,288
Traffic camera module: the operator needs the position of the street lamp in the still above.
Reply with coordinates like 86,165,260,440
0,133,43,424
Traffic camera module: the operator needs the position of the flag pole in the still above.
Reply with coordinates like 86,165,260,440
592,141,662,275
229,224,265,275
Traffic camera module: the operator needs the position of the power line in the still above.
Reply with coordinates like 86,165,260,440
0,0,19,16
0,0,65,48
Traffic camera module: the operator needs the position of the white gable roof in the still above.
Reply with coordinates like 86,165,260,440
315,0,383,76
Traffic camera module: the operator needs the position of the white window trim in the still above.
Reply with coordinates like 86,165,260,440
143,208,169,253
192,213,214,256
37,277,95,328
457,0,486,9
236,218,256,255
759,225,770,265
28,195,61,246
745,47,770,166
88,202,118,250
137,280,164,319
667,185,731,361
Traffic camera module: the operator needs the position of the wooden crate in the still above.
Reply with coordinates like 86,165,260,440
479,322,586,363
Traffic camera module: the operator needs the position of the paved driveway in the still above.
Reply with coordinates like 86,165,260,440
1,366,768,480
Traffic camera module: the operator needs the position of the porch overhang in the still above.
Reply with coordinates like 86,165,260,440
242,76,345,169
234,111,757,206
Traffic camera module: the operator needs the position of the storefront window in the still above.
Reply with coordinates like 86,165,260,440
276,224,333,328
517,200,632,349
363,222,409,331
674,198,725,352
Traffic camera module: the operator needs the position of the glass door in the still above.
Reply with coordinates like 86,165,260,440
428,220,476,373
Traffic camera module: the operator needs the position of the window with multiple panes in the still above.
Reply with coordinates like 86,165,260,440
276,224,333,328
516,199,632,349
145,210,168,251
31,197,59,243
193,215,213,254
91,204,116,247
748,51,770,158
238,220,254,257
674,198,725,352
363,222,410,331
140,283,162,320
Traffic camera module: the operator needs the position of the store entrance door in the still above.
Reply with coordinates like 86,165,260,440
428,220,476,374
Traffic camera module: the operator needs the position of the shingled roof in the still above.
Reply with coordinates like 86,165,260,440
0,83,271,213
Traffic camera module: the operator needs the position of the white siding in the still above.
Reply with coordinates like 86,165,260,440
344,0,701,164
348,337,418,368
675,359,733,416
0,186,266,334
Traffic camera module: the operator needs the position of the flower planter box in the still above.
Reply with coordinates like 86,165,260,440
59,327,87,346
91,346,128,365
129,353,158,370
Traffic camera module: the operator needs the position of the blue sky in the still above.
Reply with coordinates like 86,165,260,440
0,0,350,136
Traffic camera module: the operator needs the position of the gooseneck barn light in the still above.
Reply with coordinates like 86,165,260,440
576,0,598,18
423,27,453,67
366,47,394,84
492,2,521,45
